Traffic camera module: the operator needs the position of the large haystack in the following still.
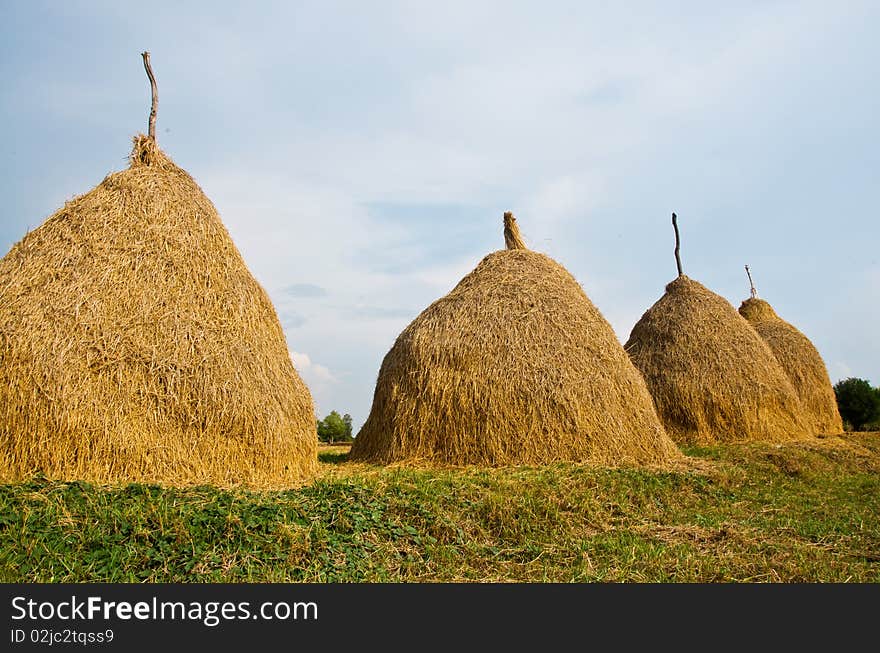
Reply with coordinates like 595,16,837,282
0,134,317,485
625,275,813,445
739,297,843,434
350,212,680,467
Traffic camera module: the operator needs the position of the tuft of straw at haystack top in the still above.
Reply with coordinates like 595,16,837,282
739,297,843,435
0,57,317,487
350,212,681,467
625,274,815,445
503,211,527,250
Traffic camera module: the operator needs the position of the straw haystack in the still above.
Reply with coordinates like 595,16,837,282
623,214,812,445
0,57,316,485
626,276,814,444
350,212,680,466
739,297,842,434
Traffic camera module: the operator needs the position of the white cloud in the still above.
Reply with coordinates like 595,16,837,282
289,349,340,418
289,350,337,384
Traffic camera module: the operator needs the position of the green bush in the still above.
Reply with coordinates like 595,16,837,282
317,410,353,443
833,378,880,431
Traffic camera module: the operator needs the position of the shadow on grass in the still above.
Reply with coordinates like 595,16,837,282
318,451,350,464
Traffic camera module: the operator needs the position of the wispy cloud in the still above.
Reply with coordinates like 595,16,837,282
282,283,328,298
278,310,307,329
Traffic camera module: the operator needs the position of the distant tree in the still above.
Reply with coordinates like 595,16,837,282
874,387,880,429
833,378,880,431
317,410,354,443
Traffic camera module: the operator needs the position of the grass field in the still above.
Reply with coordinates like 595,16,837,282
1,433,878,582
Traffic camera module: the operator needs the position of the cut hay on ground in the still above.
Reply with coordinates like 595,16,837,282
350,212,680,467
739,298,843,435
625,275,813,445
0,135,317,486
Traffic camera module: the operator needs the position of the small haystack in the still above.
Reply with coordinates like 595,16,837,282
739,283,842,434
350,212,680,466
624,214,812,445
0,54,317,485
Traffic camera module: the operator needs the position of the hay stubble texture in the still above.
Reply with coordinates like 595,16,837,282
0,136,317,486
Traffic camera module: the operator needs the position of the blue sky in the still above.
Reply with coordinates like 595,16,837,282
2,1,877,429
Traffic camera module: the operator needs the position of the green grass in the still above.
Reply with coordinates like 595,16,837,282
1,434,878,582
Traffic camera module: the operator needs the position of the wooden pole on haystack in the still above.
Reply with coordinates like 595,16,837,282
672,212,683,276
745,265,759,299
141,51,158,140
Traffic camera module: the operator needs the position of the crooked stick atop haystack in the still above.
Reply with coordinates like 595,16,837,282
745,265,759,299
672,212,683,276
141,51,158,140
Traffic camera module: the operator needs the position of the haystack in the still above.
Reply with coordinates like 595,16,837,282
350,212,680,466
0,55,317,485
624,214,812,445
739,297,842,434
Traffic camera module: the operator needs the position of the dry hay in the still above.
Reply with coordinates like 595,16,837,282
739,298,843,435
625,275,813,445
0,135,317,486
350,213,680,467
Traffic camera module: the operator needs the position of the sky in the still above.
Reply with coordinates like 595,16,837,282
1,1,877,430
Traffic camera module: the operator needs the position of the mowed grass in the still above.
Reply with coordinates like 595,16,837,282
0,434,878,582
